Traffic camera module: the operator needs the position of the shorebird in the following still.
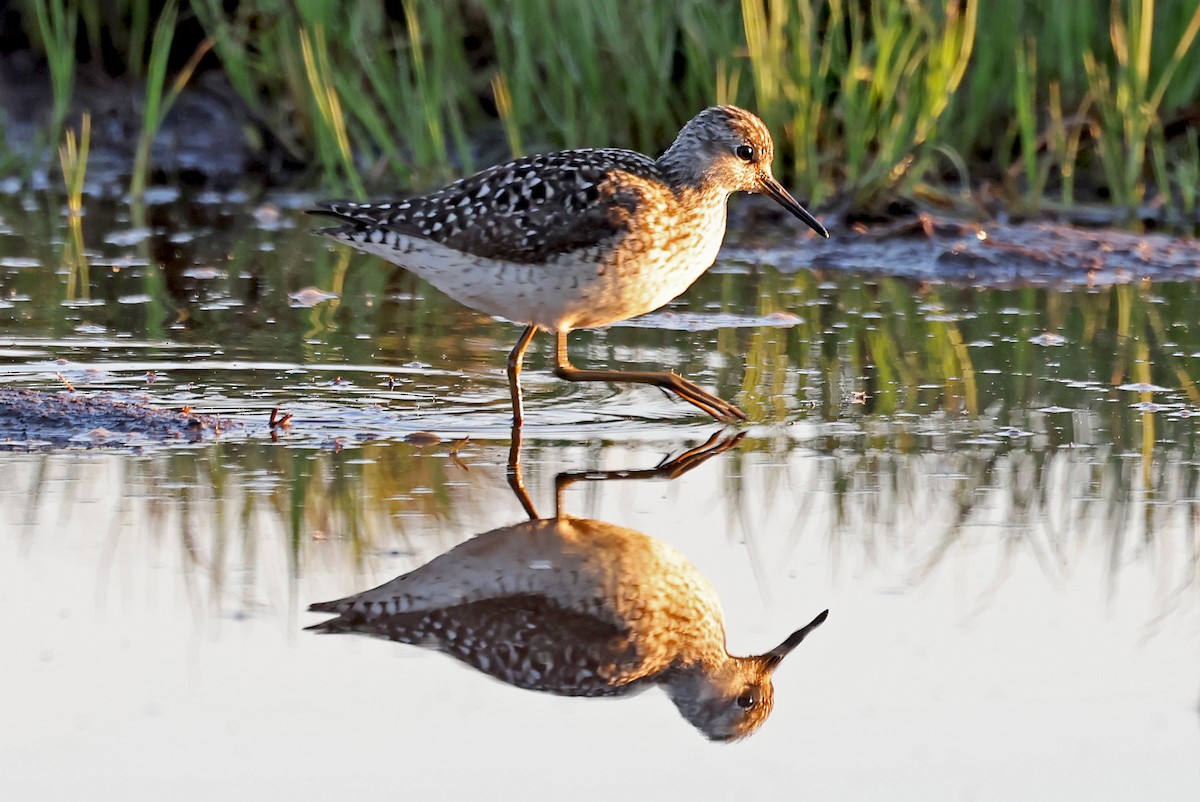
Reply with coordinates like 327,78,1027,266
310,105,829,423
309,518,829,741
308,432,829,741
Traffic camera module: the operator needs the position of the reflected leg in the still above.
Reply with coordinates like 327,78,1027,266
506,420,539,520
553,430,745,518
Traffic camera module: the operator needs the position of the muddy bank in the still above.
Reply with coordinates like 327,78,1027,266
730,215,1200,287
0,388,236,450
0,54,271,187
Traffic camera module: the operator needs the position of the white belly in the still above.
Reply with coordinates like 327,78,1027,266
350,202,729,332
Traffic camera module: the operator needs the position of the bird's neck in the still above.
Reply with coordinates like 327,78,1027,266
661,635,733,674
656,143,731,199
671,184,730,267
655,140,695,186
659,656,743,728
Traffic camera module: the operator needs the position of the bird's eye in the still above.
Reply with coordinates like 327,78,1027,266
734,145,756,162
736,691,756,709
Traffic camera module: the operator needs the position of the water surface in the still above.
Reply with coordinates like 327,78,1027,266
2,190,1197,800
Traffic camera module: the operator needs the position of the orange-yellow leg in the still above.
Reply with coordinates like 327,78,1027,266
506,325,538,426
550,331,747,422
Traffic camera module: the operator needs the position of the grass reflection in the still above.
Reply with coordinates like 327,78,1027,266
3,194,1197,436
1,194,1198,625
4,421,1195,628
49,440,495,618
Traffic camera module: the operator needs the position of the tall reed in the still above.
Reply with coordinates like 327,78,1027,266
6,0,1200,220
1083,0,1200,219
129,0,211,199
299,24,364,196
57,113,90,300
741,0,977,205
30,0,77,146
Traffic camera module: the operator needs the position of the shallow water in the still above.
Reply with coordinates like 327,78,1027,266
2,189,1198,800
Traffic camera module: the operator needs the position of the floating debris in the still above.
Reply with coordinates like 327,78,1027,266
1131,401,1178,413
253,204,282,227
404,431,441,447
180,266,226,280
1029,332,1067,346
142,187,181,205
1117,382,1171,393
617,310,803,331
288,287,339,307
0,257,40,268
103,227,152,247
449,436,471,471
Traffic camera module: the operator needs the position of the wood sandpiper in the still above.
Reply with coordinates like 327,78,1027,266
310,105,829,423
309,519,829,741
309,434,829,741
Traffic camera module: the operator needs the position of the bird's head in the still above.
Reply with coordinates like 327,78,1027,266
664,609,830,742
659,105,829,238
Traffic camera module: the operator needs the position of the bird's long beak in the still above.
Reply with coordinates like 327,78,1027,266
759,175,829,238
760,609,829,671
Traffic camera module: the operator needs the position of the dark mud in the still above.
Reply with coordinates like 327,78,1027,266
0,54,266,186
0,388,236,450
732,214,1200,287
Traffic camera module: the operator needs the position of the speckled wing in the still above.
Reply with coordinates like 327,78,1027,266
309,593,653,696
309,149,665,264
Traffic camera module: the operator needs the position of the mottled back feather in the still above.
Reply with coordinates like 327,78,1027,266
311,149,663,264
309,593,653,697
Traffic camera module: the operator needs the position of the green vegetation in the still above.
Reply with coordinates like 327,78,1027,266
129,0,211,199
742,0,977,206
56,113,89,301
29,0,77,145
1083,0,1200,220
10,1,1200,223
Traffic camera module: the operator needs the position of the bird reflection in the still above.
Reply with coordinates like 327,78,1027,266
308,430,828,742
